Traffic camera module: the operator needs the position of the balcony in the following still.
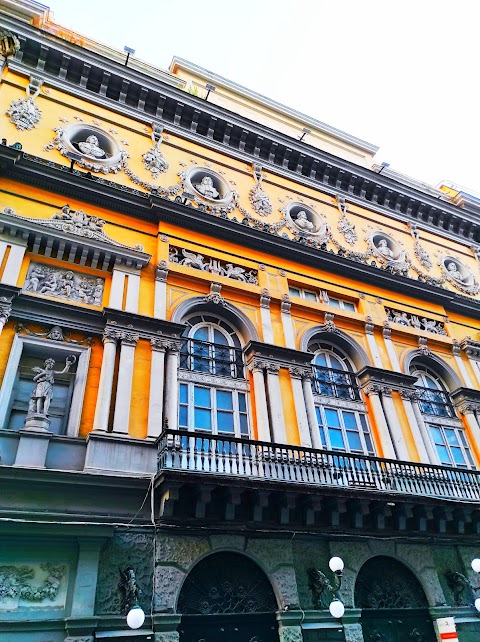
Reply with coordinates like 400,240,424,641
155,429,480,534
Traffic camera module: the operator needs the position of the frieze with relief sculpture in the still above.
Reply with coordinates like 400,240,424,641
169,246,258,284
24,262,105,307
0,563,67,610
385,308,447,335
14,323,94,346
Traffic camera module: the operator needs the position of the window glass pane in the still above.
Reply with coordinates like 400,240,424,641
444,429,460,447
179,405,188,427
194,408,211,430
429,426,443,444
435,445,450,465
217,390,233,410
346,431,362,451
217,410,234,432
193,327,208,341
304,291,318,301
343,301,356,311
213,329,229,345
194,386,211,407
342,411,357,429
329,428,345,450
324,408,341,427
328,355,343,370
451,447,467,466
289,287,301,297
314,353,327,367
329,298,340,307
238,393,247,412
180,384,188,403
239,414,249,435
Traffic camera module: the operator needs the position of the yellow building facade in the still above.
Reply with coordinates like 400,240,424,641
1,3,480,642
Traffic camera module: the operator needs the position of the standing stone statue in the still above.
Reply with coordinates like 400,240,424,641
27,355,76,417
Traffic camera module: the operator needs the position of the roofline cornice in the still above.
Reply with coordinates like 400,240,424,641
2,21,479,246
169,56,379,154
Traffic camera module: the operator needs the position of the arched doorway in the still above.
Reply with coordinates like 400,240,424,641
177,552,279,642
355,556,436,642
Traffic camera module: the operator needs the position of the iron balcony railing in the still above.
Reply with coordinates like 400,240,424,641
312,366,360,400
180,338,245,379
157,429,480,503
414,386,454,417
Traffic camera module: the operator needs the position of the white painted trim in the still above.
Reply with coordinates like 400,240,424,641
260,306,274,344
281,311,295,349
125,271,140,313
154,279,167,320
453,353,474,388
109,269,125,309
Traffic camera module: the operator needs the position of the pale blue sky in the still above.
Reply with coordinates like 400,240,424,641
45,0,479,192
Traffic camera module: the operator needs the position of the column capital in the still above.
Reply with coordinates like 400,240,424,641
456,401,479,416
362,382,393,397
151,336,181,352
289,365,313,380
0,303,12,324
103,327,122,344
365,315,375,335
120,331,140,346
398,388,419,401
281,293,291,314
260,288,271,309
156,260,169,282
248,358,280,374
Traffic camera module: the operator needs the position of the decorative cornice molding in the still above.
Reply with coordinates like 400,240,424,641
460,336,480,360
6,24,480,251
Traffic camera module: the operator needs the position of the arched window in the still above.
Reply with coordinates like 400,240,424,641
412,364,475,469
309,341,374,456
179,314,249,437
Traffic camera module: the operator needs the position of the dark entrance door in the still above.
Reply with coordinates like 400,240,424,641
360,608,436,642
177,552,279,642
355,556,436,642
179,613,278,642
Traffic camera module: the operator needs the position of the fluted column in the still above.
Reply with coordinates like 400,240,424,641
148,338,167,437
288,366,312,447
399,389,432,462
259,289,274,344
365,316,383,367
457,402,480,449
92,329,119,431
379,388,410,460
362,384,396,459
301,371,323,449
249,362,271,442
164,341,181,432
154,261,168,320
112,331,139,434
280,294,295,349
264,361,287,444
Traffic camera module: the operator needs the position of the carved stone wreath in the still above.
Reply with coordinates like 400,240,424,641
44,124,128,174
281,202,330,242
440,255,480,295
179,167,238,213
368,231,411,273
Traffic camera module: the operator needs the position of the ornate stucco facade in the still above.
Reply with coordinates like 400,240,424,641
0,3,480,642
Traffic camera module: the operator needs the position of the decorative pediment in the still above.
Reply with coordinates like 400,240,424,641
0,206,151,270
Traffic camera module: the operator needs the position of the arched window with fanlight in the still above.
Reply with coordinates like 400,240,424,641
412,364,475,469
309,340,374,456
178,314,249,438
